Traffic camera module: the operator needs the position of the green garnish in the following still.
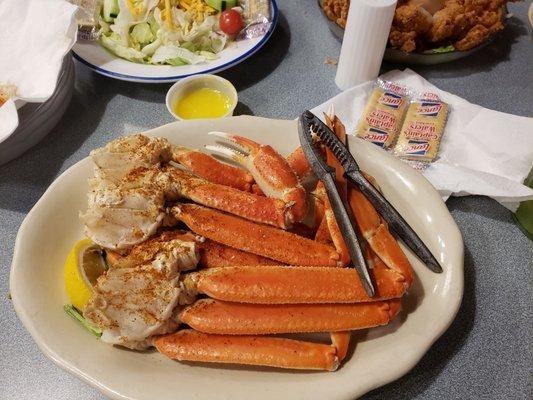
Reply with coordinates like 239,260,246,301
422,45,456,54
64,305,102,338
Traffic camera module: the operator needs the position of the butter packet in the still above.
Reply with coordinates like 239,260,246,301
238,0,272,39
355,79,410,148
393,92,449,162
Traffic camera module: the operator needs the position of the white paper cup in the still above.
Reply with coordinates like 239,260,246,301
166,74,238,120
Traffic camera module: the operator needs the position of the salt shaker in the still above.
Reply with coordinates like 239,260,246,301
335,0,397,90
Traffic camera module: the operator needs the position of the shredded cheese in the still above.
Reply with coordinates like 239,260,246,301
126,0,144,17
177,0,217,23
164,0,173,28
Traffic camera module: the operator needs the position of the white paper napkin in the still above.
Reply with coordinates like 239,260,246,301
0,0,78,142
311,69,533,211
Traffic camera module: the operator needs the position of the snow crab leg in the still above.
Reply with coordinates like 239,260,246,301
174,134,310,228
172,203,344,267
178,299,400,335
155,330,341,371
182,265,408,304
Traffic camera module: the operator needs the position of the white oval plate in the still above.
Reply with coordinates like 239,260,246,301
10,116,464,400
72,1,278,83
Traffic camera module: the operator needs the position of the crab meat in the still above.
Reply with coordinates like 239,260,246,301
80,177,166,250
90,134,172,183
84,237,199,350
81,135,171,250
105,230,199,269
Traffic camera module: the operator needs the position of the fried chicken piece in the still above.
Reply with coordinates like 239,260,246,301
454,24,490,50
408,0,445,15
389,30,419,52
389,3,434,52
427,2,472,42
454,7,505,50
322,0,349,28
428,0,508,48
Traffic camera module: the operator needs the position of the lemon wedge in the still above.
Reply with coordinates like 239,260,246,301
64,238,107,311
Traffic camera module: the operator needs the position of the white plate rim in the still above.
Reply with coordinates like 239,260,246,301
10,116,464,400
72,0,278,83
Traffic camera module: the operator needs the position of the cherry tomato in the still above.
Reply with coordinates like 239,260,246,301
219,10,244,35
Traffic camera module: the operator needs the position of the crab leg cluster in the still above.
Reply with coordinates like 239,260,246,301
82,116,414,371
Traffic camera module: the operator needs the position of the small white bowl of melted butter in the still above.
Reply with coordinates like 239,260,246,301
166,74,238,121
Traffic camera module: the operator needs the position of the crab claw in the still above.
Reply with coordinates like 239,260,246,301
172,146,254,192
207,132,308,225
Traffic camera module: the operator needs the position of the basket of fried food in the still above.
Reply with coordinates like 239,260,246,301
320,0,515,64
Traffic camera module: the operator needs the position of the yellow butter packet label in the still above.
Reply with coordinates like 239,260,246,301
356,80,410,148
394,95,449,162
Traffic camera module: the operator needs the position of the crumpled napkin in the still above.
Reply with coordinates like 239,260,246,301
310,69,533,211
0,0,78,143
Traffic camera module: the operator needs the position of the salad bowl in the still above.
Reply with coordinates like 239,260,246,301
10,116,464,400
73,0,278,83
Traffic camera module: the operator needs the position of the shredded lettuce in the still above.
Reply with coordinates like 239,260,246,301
151,44,206,64
199,50,218,60
101,33,146,62
131,22,154,45
141,38,161,56
167,57,188,66
423,45,456,54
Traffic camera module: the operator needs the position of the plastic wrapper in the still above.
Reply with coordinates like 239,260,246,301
401,159,430,171
238,0,272,39
68,0,101,41
355,79,410,148
393,92,449,163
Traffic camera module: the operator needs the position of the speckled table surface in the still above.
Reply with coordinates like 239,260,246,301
1,1,532,399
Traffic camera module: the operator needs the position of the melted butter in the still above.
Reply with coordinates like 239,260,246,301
174,88,232,119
